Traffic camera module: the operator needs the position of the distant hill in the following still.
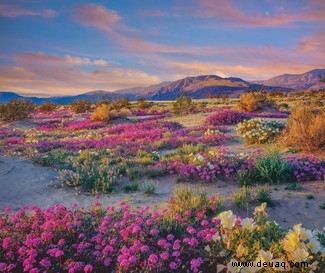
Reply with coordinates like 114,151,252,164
254,69,325,90
1,68,324,104
145,75,285,100
0,91,137,105
115,81,172,96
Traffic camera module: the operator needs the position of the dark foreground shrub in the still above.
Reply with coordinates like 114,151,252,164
0,99,35,121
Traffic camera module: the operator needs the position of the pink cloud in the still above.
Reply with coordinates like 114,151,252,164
14,52,107,67
0,52,161,96
190,0,324,27
163,60,320,81
297,31,325,52
72,3,120,31
0,4,58,18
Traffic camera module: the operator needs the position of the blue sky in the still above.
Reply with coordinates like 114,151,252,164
0,0,324,96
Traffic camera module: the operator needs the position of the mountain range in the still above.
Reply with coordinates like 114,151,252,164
0,68,324,104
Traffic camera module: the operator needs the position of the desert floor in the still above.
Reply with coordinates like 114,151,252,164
1,155,324,229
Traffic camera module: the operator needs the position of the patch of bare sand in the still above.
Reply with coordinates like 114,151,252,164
0,119,36,131
0,157,324,229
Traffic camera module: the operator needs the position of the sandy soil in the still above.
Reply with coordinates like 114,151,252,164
1,156,324,229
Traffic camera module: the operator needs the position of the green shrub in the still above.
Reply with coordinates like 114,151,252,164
122,182,139,193
171,92,197,115
59,158,120,194
140,180,158,195
253,149,294,184
0,99,35,121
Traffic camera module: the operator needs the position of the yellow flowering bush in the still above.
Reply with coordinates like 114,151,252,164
205,203,324,273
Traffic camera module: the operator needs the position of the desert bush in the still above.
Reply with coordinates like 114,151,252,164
205,109,248,125
237,91,273,112
140,180,158,195
90,104,111,122
111,97,130,110
70,100,91,113
284,105,325,152
59,156,120,194
0,99,35,121
232,185,272,208
31,149,71,168
90,104,129,122
137,98,151,109
167,185,224,220
171,92,197,115
253,149,294,184
237,118,286,144
122,182,139,193
39,101,57,112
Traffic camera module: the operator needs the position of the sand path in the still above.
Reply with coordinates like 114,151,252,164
0,156,324,229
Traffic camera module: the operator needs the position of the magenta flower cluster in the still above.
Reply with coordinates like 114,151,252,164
167,147,256,181
205,109,249,125
131,108,168,116
245,112,289,119
287,154,325,181
35,121,230,156
0,202,228,273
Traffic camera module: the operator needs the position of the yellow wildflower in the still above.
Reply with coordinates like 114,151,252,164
254,203,267,214
218,210,236,229
291,248,310,263
241,218,257,230
282,231,299,253
257,250,273,263
306,238,321,254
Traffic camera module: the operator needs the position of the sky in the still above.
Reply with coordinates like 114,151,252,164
0,0,324,97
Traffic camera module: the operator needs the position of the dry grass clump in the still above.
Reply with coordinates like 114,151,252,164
237,91,273,112
90,104,129,122
284,105,325,153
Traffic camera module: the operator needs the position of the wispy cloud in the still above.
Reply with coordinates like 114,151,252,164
14,52,108,67
72,3,120,31
189,0,324,27
162,60,319,81
0,4,58,18
0,52,161,96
